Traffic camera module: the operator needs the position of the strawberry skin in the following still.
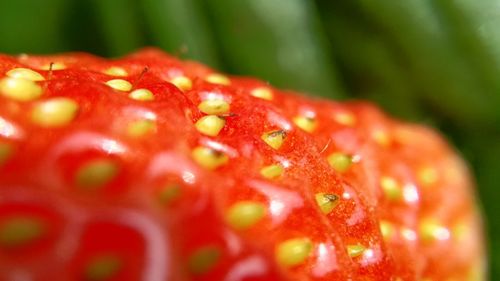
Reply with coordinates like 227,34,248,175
0,48,484,281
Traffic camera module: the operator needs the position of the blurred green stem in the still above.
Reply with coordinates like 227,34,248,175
317,2,426,121
141,0,221,67
0,0,69,54
203,0,344,98
91,0,145,56
353,0,499,130
433,0,500,131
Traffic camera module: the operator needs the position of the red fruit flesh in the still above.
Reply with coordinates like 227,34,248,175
0,49,484,280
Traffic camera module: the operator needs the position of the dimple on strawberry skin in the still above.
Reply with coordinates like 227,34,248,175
0,49,485,281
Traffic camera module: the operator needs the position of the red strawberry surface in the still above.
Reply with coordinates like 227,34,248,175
0,49,484,281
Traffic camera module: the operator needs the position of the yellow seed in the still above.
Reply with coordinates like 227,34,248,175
17,53,29,62
0,217,45,248
170,76,192,92
327,153,352,173
380,176,402,201
467,260,486,281
103,66,128,77
127,120,156,137
418,166,438,186
158,184,181,204
315,193,340,214
129,89,154,101
452,222,469,242
188,246,221,275
293,116,318,133
260,164,284,179
192,146,228,170
75,159,119,188
443,158,465,184
0,143,13,166
205,73,230,85
276,238,312,267
250,87,273,100
40,62,66,71
226,201,266,230
198,99,230,115
261,130,286,150
380,220,395,240
85,255,122,281
31,97,79,127
334,112,356,126
347,244,366,257
419,219,450,242
372,130,390,146
195,115,226,137
105,79,132,91
7,68,45,81
0,77,43,101
393,126,419,144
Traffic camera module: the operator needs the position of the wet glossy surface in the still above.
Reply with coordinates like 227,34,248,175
0,49,485,280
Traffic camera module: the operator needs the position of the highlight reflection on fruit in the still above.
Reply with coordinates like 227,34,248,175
0,49,484,280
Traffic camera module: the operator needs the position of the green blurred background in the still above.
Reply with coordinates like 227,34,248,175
0,0,498,278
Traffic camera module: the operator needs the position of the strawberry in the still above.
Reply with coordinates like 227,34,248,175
0,48,484,281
